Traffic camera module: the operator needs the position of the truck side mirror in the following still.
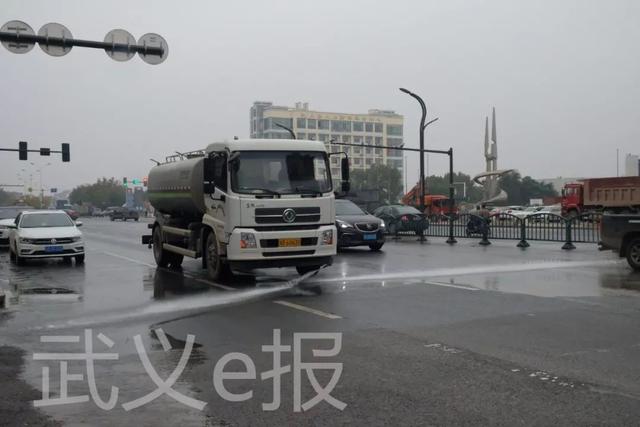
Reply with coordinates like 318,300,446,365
341,157,350,193
203,157,215,194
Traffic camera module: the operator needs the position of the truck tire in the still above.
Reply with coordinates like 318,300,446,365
205,231,230,280
626,238,640,271
152,226,170,268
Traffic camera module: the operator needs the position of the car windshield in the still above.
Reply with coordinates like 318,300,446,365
20,213,74,228
230,151,332,195
0,208,22,220
394,206,421,215
336,200,366,215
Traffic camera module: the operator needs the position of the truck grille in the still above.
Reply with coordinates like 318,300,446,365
260,237,318,248
255,207,320,224
355,223,379,232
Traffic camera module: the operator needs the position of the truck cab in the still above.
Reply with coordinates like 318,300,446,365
144,139,347,280
561,182,583,217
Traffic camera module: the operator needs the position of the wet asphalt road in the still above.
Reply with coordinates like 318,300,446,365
1,217,640,426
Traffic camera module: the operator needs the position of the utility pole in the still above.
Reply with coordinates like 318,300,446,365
399,88,438,214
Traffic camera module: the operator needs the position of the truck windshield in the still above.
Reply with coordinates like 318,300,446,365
230,151,332,195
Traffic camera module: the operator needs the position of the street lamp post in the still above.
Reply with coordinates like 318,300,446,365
32,162,52,208
399,88,438,214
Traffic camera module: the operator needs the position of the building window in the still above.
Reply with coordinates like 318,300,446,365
296,118,306,129
331,157,338,165
375,158,382,164
375,148,382,155
365,122,373,132
365,136,373,145
308,133,316,140
375,123,383,133
375,137,383,146
353,121,363,132
307,119,317,129
319,134,329,142
318,120,330,130
366,158,373,165
298,132,306,139
331,120,351,132
342,135,350,143
387,125,403,136
354,158,361,165
353,135,362,144
388,137,403,147
366,147,372,154
354,146,361,154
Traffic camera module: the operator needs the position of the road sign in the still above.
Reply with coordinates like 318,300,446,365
1,20,35,54
104,29,135,62
50,188,57,193
138,33,168,65
38,23,72,57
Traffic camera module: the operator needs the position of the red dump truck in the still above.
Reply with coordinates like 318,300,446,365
561,176,640,217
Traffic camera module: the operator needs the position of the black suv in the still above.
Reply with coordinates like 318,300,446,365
109,207,140,222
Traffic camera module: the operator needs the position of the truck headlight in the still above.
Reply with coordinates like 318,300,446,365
321,229,334,245
240,232,257,249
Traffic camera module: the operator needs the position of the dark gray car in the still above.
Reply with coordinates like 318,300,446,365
335,199,385,251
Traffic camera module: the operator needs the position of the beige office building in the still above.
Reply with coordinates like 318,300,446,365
250,101,404,179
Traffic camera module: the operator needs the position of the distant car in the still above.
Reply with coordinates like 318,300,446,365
0,206,31,248
64,209,80,220
335,199,385,251
110,207,139,221
512,206,544,220
373,204,428,236
531,204,563,222
8,210,85,265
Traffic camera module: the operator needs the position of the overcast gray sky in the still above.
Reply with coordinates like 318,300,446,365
2,0,639,192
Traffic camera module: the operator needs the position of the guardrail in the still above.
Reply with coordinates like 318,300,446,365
388,212,601,249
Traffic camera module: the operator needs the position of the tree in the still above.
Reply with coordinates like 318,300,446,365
351,164,403,204
0,189,18,206
70,177,125,208
498,172,557,205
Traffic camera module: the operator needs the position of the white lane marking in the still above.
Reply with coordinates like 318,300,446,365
273,300,342,319
311,259,621,284
421,281,479,291
41,335,80,343
101,251,155,268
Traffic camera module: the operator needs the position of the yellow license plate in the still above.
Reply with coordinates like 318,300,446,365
278,238,301,248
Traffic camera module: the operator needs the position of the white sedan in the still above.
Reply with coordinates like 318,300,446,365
8,210,85,265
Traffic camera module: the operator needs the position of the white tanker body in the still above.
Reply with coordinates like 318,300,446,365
143,139,349,280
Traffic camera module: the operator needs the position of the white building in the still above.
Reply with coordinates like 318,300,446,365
250,101,404,179
624,154,640,176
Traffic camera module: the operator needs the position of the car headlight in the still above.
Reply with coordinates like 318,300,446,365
379,220,386,228
19,237,36,244
336,219,353,230
240,232,257,249
71,236,83,242
321,229,334,245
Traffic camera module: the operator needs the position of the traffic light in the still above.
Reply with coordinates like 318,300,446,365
123,177,128,187
19,141,27,160
40,147,51,156
143,176,148,187
61,143,70,162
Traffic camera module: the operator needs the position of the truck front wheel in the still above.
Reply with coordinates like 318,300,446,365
626,238,640,271
206,231,230,280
